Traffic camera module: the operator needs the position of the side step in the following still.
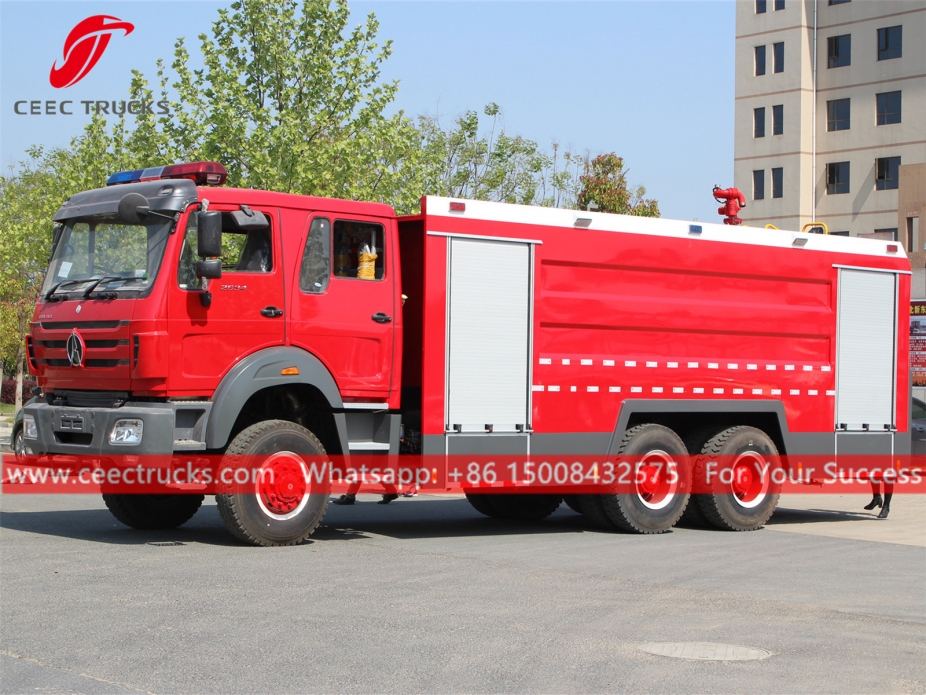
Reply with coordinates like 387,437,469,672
344,412,401,455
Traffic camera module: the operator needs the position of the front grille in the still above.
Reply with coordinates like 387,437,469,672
40,359,129,368
39,339,127,349
55,432,93,445
51,390,128,408
39,320,128,330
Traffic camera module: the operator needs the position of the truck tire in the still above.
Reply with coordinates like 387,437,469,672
216,420,329,546
489,494,563,521
465,493,501,518
102,494,204,530
693,426,781,531
562,495,583,514
681,425,726,527
11,425,24,461
577,494,617,530
599,424,691,534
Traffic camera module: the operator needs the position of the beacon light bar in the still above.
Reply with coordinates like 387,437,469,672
106,161,228,187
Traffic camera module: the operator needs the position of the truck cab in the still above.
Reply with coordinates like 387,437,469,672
23,162,406,544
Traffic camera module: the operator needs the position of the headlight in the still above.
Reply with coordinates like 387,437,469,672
110,419,143,446
23,415,37,439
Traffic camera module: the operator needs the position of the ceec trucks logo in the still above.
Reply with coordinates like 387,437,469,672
49,15,134,88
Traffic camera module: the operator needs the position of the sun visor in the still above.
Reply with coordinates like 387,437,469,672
53,179,198,222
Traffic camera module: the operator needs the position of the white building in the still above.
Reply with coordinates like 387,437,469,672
734,0,925,250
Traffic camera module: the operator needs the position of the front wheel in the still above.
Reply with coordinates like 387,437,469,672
11,426,24,461
216,420,329,546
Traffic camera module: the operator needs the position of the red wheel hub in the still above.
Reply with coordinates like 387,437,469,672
637,465,661,496
633,452,678,510
258,454,307,514
731,454,765,504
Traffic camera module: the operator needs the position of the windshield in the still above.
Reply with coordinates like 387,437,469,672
41,216,172,299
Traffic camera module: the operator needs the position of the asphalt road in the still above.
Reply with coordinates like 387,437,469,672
1,492,924,694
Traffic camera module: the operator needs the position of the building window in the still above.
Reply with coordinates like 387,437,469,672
772,104,783,134
878,26,902,60
829,0,850,4
775,0,785,9
773,42,784,72
827,34,851,68
876,91,901,125
772,168,783,198
876,157,900,191
826,162,850,195
874,228,898,241
830,231,850,236
756,0,766,13
826,98,850,131
753,170,765,200
754,108,766,138
755,46,766,76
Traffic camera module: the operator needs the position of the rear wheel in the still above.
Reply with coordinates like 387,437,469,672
562,495,583,514
465,492,501,518
489,494,562,521
103,494,204,530
216,420,329,546
680,425,726,527
693,426,781,531
599,424,691,534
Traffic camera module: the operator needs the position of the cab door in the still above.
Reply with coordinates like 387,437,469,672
167,206,285,394
289,214,396,400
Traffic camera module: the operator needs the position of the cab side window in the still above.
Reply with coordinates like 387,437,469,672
334,220,385,280
300,218,330,294
178,209,274,290
178,213,201,290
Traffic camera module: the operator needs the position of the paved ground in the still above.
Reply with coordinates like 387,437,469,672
1,488,924,694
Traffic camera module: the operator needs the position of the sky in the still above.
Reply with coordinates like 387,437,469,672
0,0,736,222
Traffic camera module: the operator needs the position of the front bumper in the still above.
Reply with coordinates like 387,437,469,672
23,401,211,457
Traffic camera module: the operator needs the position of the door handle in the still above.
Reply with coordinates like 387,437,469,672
372,312,392,323
261,306,284,318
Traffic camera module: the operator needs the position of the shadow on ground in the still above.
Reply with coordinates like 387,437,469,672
2,495,882,547
0,497,610,546
767,506,881,525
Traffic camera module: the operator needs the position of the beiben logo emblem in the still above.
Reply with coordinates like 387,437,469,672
50,15,135,89
66,330,85,368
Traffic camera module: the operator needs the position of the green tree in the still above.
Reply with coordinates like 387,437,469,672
419,103,550,205
576,153,659,217
124,0,433,214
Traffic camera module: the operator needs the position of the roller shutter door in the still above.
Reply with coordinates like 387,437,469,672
447,238,531,432
836,269,897,431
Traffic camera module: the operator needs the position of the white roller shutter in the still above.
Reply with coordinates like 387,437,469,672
836,269,897,430
447,238,531,432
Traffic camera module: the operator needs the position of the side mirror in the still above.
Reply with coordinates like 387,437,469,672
198,211,222,258
118,192,151,225
195,258,222,279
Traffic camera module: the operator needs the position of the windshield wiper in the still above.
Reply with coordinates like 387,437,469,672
81,275,122,298
84,275,147,297
45,277,102,301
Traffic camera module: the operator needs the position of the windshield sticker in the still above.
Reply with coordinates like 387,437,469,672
134,269,146,277
57,261,72,278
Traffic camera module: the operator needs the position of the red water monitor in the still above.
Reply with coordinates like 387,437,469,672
713,186,746,226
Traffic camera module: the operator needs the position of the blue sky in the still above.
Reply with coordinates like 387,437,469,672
0,0,735,221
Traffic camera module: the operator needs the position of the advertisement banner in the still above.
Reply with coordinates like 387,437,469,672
911,301,926,386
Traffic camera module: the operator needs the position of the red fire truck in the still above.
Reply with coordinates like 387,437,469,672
21,162,913,545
